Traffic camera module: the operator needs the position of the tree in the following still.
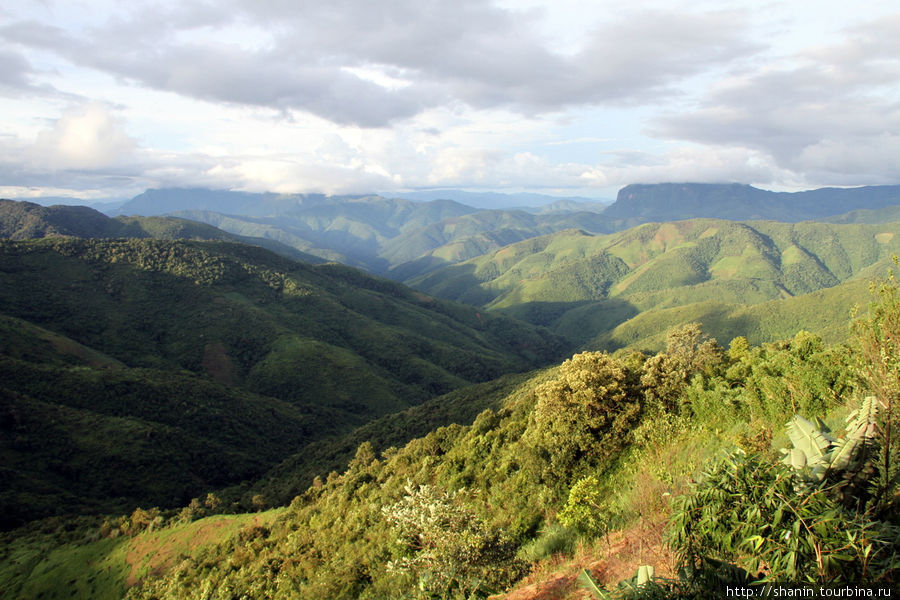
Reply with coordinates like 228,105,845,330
640,323,724,415
383,482,524,599
523,351,640,485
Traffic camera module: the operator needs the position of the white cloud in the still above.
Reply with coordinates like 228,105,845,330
0,1,898,199
649,12,900,186
31,102,136,170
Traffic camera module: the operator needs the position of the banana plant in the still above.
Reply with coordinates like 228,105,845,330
781,396,878,496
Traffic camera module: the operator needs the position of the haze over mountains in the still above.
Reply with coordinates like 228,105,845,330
57,183,897,280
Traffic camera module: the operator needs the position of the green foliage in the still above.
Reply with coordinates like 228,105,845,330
640,323,725,414
668,447,899,586
558,476,616,538
578,565,662,600
851,256,900,510
415,219,900,349
516,523,577,562
523,351,641,485
383,482,525,599
10,249,900,600
780,397,878,501
0,237,565,527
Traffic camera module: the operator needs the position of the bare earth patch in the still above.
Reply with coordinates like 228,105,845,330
497,516,675,600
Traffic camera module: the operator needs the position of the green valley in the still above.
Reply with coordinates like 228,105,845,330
4,276,897,598
411,220,900,349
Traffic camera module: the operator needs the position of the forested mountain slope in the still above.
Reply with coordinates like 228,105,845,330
0,199,322,262
102,186,900,281
171,204,615,277
0,238,564,528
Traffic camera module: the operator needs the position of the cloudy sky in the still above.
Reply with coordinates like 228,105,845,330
1,0,898,201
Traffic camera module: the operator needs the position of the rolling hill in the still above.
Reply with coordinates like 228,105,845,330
410,219,900,347
169,202,615,277
98,186,900,284
0,199,324,263
3,188,900,599
6,285,895,599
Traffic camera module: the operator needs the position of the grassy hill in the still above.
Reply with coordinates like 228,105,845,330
411,219,900,346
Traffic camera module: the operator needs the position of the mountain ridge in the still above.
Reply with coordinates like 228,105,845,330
606,182,900,223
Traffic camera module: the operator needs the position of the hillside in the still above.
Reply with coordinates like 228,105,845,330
581,276,873,352
0,238,564,527
5,275,896,599
410,219,900,346
171,203,615,277
0,199,323,262
392,189,611,210
0,238,564,404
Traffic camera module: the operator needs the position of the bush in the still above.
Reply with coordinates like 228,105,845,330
522,352,641,485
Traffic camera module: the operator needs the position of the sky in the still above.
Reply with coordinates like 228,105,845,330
0,0,898,202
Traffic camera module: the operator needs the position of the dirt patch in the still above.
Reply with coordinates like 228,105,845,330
652,223,683,248
497,516,675,600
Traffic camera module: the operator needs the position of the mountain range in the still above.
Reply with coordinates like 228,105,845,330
92,184,900,282
410,218,900,347
604,182,900,223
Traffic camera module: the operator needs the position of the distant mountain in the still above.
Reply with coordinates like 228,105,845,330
604,183,900,224
410,219,900,345
9,195,127,211
0,199,123,239
389,189,611,210
382,209,614,279
121,189,612,276
113,188,315,217
170,195,479,273
105,184,900,283
822,204,900,224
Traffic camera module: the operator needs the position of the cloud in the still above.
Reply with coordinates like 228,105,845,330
0,1,757,127
649,13,900,185
0,46,67,97
31,103,137,170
